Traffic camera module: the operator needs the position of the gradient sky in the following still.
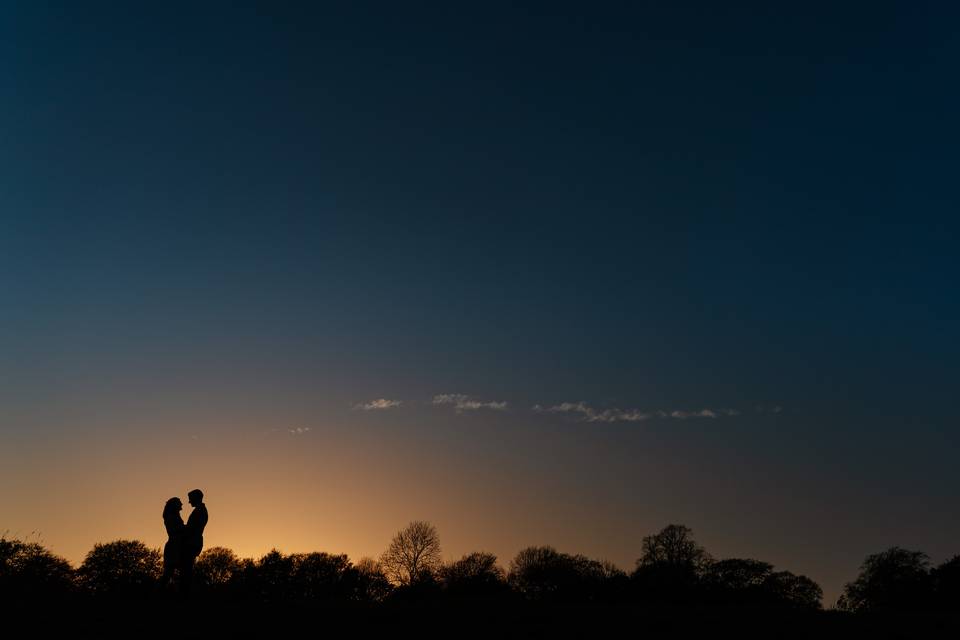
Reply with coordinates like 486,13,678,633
2,2,958,604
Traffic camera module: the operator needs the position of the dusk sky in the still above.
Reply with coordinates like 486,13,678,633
2,2,958,604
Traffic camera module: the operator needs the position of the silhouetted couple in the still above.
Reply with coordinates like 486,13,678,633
162,489,208,596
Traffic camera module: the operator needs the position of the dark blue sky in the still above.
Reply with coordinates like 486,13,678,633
2,2,958,602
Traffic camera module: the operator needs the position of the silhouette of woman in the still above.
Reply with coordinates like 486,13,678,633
161,497,185,587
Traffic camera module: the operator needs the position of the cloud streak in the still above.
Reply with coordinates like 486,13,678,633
354,398,402,411
432,394,508,412
669,409,717,419
535,402,740,423
755,404,783,414
534,402,651,422
343,395,763,423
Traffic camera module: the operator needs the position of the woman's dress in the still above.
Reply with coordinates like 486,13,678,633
163,515,185,572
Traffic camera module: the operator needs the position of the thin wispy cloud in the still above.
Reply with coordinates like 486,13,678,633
288,427,311,435
535,402,651,423
755,404,783,414
343,396,759,422
536,402,739,423
432,394,508,412
354,398,403,411
669,409,717,419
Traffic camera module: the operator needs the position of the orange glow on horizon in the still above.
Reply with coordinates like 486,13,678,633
1,414,861,604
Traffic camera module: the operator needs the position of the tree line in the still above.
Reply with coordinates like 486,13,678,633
2,522,957,613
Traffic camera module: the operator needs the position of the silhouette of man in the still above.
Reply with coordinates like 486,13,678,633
180,488,208,595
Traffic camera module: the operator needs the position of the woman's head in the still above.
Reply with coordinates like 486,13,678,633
163,497,183,519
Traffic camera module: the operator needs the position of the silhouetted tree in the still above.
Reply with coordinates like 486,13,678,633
354,556,393,602
0,536,74,600
636,523,712,571
252,549,296,601
762,570,823,609
236,549,368,603
706,558,773,589
573,555,630,602
226,557,259,600
838,547,931,612
702,558,822,609
509,546,574,600
442,551,509,598
379,521,442,586
195,546,243,591
931,555,960,611
388,564,443,602
508,546,624,602
703,558,774,604
632,524,711,602
77,540,161,598
289,552,353,600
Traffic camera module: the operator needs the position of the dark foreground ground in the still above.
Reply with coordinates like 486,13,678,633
15,600,960,639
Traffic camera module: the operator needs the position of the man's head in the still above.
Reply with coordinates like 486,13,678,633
188,489,204,506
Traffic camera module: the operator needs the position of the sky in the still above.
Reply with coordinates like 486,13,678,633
1,2,958,604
